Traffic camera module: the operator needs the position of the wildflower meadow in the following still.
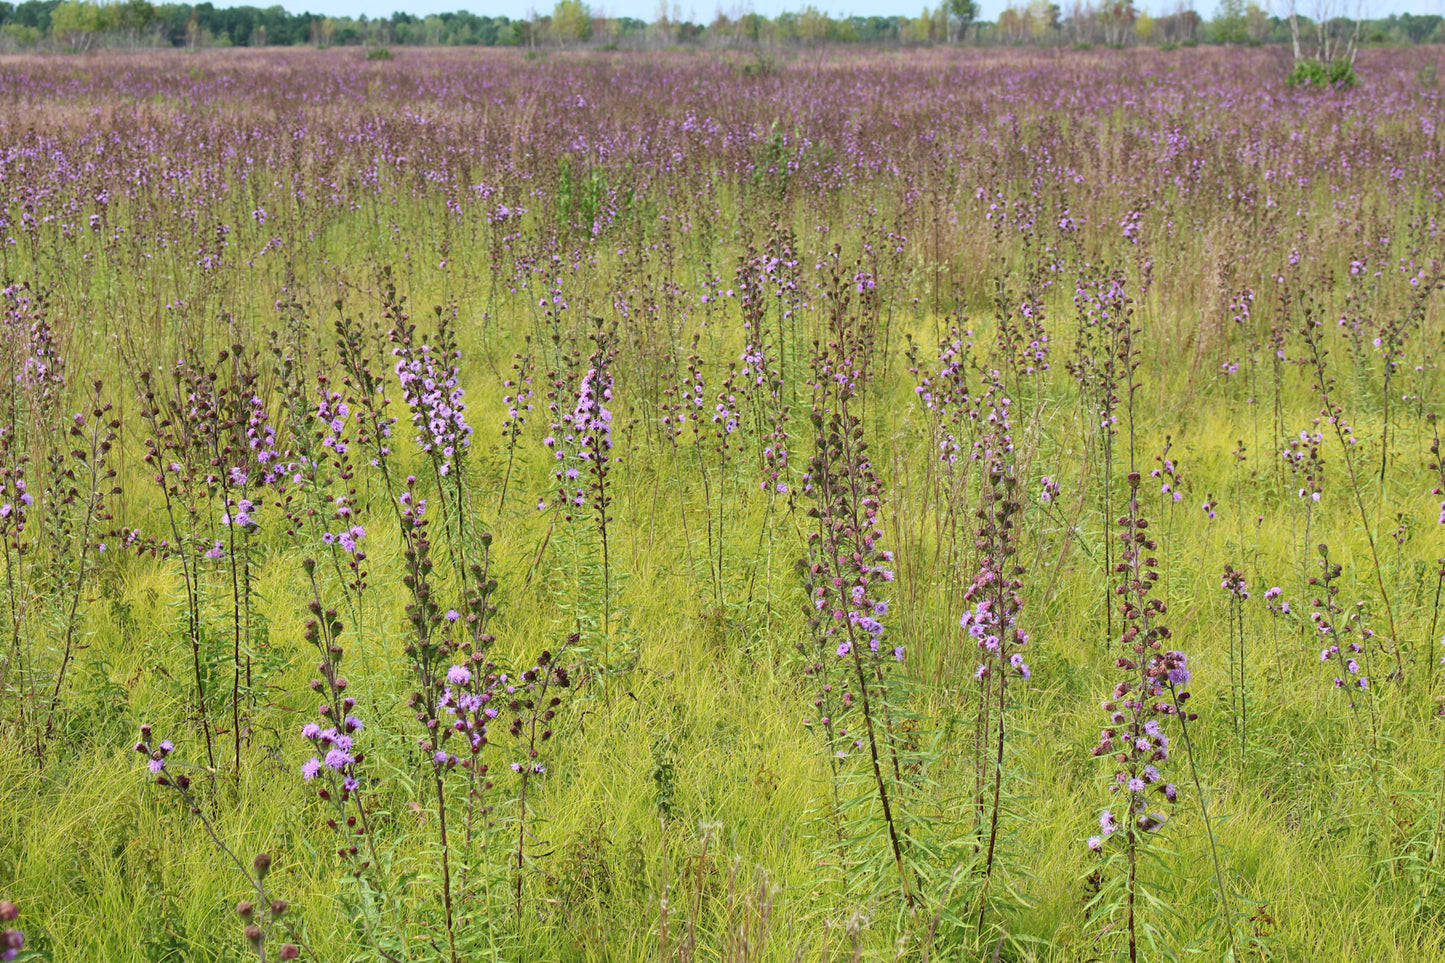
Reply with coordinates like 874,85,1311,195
2,42,1445,962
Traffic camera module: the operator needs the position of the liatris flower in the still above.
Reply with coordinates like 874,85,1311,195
1150,437,1185,503
573,367,615,490
246,393,283,486
913,329,974,468
1264,585,1291,681
961,387,1030,686
736,249,792,496
1311,545,1378,741
13,285,65,416
1039,475,1060,505
800,259,912,904
796,541,849,767
317,388,352,459
1220,567,1248,602
1283,428,1325,503
1093,475,1183,838
1299,296,1403,676
134,726,179,782
1089,473,1187,959
391,305,472,478
498,345,535,512
963,381,1031,930
0,900,21,963
437,660,499,758
1221,563,1250,755
296,571,366,814
989,265,1051,386
334,305,398,474
1016,265,1052,376
0,461,32,550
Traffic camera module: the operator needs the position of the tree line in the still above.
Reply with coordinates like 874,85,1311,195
0,0,1436,53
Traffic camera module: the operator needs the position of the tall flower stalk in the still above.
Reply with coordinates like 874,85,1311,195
800,254,911,905
1088,471,1187,963
959,382,1030,931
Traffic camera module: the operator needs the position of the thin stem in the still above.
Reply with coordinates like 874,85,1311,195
1171,684,1239,961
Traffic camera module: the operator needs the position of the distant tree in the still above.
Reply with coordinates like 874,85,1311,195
118,0,156,36
908,7,930,42
1243,1,1268,42
1098,0,1136,45
946,0,975,40
9,0,59,33
1211,0,1247,43
997,5,1024,41
1135,10,1154,42
1157,1,1200,42
994,1,1053,42
50,0,108,49
551,0,589,44
798,5,830,44
1286,0,1360,67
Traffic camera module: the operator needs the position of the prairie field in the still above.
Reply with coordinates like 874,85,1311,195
3,43,1445,962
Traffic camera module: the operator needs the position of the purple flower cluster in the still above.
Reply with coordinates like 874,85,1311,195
437,661,499,761
1016,288,1051,375
547,365,614,513
913,332,974,466
393,328,472,477
317,390,352,459
1311,546,1370,694
1039,475,1060,505
1090,474,1185,851
0,464,32,542
246,394,284,486
1090,649,1188,850
295,563,378,868
1150,437,1185,503
1220,565,1249,601
133,725,184,787
500,357,535,441
960,389,1030,684
221,497,257,531
1284,429,1325,503
301,713,361,793
0,901,20,963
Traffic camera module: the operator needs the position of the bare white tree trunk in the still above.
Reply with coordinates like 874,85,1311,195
1287,0,1302,62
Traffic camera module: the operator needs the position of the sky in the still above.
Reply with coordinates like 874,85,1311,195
273,0,1442,27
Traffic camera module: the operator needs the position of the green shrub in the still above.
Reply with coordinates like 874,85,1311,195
1287,57,1357,89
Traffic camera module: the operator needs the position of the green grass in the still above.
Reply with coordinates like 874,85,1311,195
5,277,1445,960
